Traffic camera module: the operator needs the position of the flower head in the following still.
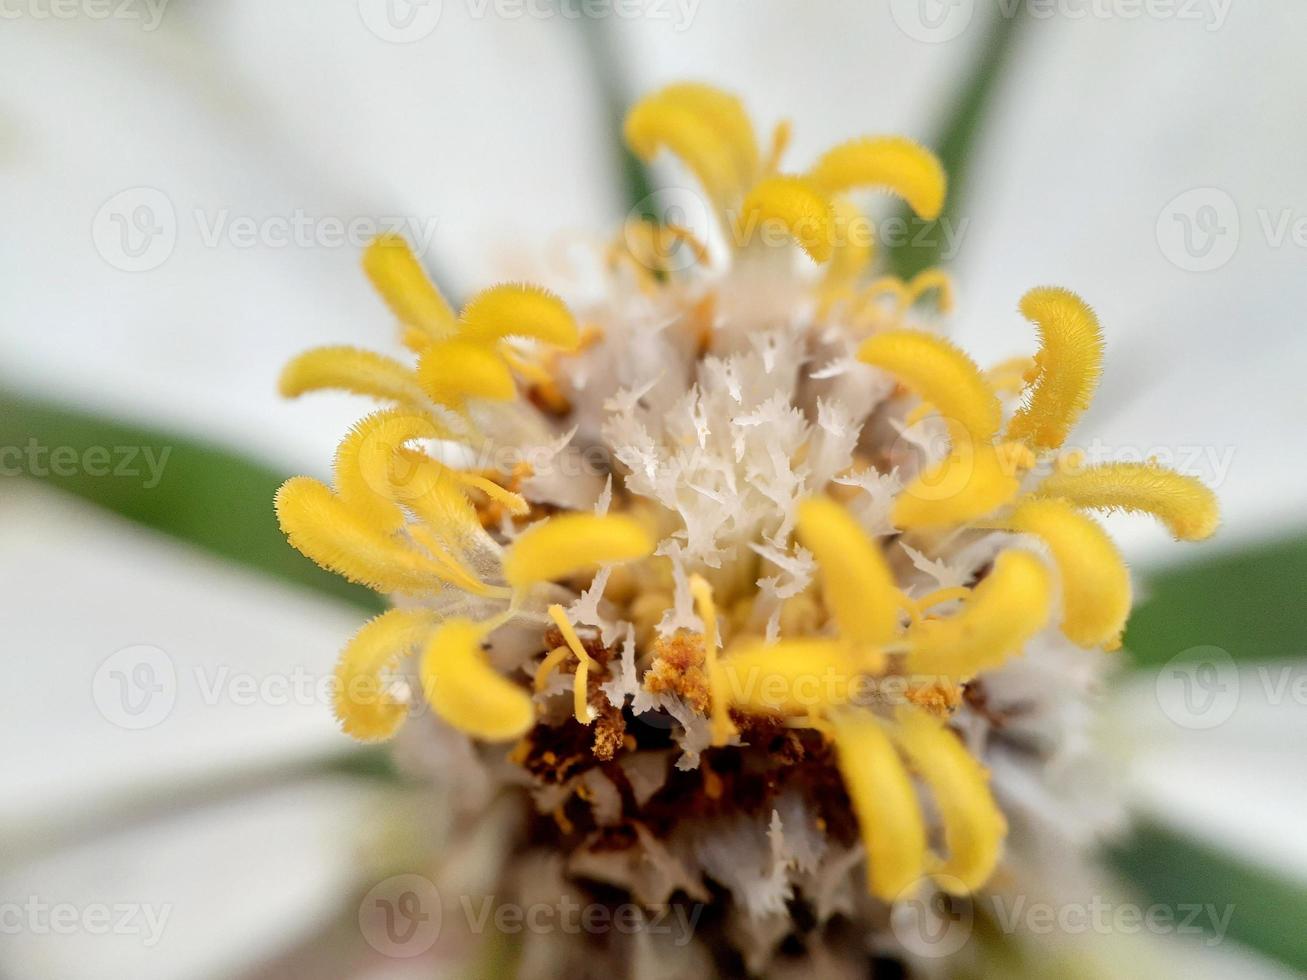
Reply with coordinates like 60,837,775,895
276,83,1217,972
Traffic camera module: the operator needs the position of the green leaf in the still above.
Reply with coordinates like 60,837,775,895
1125,532,1307,667
0,387,383,612
1108,819,1307,973
887,11,1030,279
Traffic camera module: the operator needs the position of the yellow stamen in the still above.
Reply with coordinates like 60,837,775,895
737,175,836,263
333,411,445,533
1034,461,1219,541
859,330,1001,445
278,346,429,408
416,339,517,408
905,551,1052,682
829,709,928,901
822,196,875,292
906,268,954,313
1008,498,1131,648
655,82,759,189
362,234,457,342
274,476,451,595
808,136,947,221
332,609,436,741
893,444,1019,529
1006,287,1104,450
502,513,655,590
419,618,534,741
985,355,1037,396
718,639,873,719
459,283,580,351
624,89,746,205
548,604,599,725
762,119,792,176
890,707,1006,894
796,497,899,645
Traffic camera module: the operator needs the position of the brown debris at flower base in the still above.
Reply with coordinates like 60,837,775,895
643,632,710,712
591,698,627,762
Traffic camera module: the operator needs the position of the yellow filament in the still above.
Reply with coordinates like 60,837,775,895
763,119,792,176
1006,287,1104,450
274,476,450,595
688,574,733,746
737,175,836,262
808,136,947,221
829,710,928,900
906,268,954,312
890,707,1006,893
278,346,429,408
416,339,517,408
905,551,1052,682
454,471,529,517
1009,498,1131,648
332,609,436,741
859,330,1001,445
985,355,1037,396
534,645,573,694
333,411,445,533
502,513,655,590
419,618,535,741
548,604,599,725
362,234,457,341
796,497,899,645
1034,462,1219,541
893,444,1019,529
459,284,580,350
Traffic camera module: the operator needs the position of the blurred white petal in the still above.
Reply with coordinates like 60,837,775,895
0,776,387,980
0,483,363,849
949,3,1307,561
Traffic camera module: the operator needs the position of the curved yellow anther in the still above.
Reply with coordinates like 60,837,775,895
654,83,759,190
796,497,899,645
890,707,1006,894
333,411,446,533
547,605,600,725
905,550,1052,682
1008,498,1131,648
420,618,534,741
459,284,580,351
1034,462,1219,542
362,234,457,342
859,330,1001,445
985,355,1038,396
822,196,875,290
624,90,743,205
687,575,730,742
893,444,1020,529
719,639,874,718
333,609,436,741
279,346,430,408
274,476,449,595
737,176,836,263
416,339,517,408
829,710,928,901
1006,287,1104,450
808,137,947,221
502,513,655,590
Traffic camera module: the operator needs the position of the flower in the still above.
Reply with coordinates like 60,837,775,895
275,82,1218,974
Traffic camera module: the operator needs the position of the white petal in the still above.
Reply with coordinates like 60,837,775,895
0,777,387,980
0,484,363,848
950,4,1307,561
